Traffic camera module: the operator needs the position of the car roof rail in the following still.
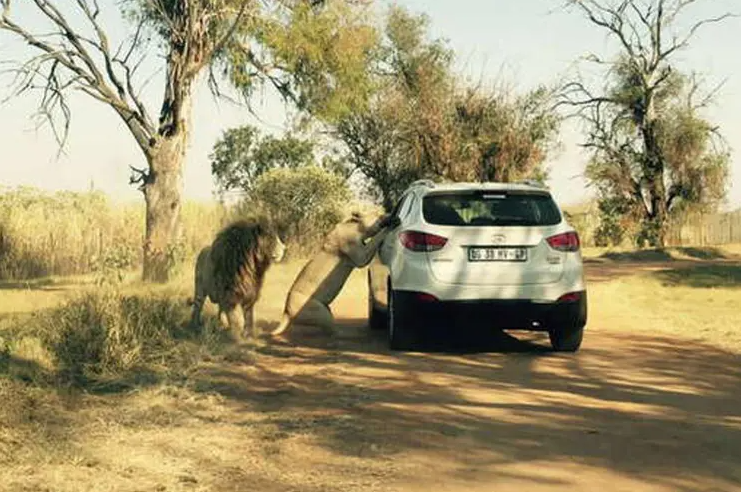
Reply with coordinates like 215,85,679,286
517,179,547,189
409,179,436,189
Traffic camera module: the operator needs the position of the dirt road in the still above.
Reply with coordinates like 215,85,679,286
3,258,740,492
175,258,741,492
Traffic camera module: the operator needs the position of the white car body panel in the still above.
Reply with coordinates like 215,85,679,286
370,181,586,308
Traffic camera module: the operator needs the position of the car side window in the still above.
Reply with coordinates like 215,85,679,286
390,193,410,221
398,194,415,221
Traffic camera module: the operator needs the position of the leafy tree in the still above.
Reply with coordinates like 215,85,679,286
452,84,561,184
0,0,376,281
210,123,354,199
563,0,733,247
333,6,561,210
240,165,352,254
210,126,315,195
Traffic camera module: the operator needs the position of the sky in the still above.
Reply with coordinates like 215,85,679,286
1,0,740,210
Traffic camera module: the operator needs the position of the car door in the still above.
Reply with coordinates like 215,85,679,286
379,193,412,266
369,193,411,310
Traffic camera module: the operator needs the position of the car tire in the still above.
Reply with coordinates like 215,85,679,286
548,325,584,352
388,288,416,351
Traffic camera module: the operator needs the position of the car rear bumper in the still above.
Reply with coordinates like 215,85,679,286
393,290,587,331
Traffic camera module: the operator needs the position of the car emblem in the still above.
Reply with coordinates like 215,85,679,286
491,234,506,245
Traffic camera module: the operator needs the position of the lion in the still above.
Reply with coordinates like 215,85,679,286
188,216,286,341
271,210,399,337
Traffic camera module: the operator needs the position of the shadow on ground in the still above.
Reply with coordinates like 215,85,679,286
187,316,741,491
653,264,741,289
674,246,732,260
0,278,78,292
585,246,733,264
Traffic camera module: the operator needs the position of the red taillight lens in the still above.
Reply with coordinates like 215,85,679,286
557,292,582,303
415,292,438,302
399,231,448,252
546,231,580,252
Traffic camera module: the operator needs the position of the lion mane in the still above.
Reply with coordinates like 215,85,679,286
189,216,285,337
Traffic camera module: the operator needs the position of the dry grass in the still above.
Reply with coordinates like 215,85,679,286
588,267,741,352
0,187,226,280
0,187,385,282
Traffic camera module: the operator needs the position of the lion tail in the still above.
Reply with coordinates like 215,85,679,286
271,314,291,337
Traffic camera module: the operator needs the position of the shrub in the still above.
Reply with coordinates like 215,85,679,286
40,292,193,386
594,196,636,247
238,166,353,255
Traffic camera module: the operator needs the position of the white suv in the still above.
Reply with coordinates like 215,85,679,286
367,180,587,352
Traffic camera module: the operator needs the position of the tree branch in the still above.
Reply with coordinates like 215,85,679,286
661,12,737,60
0,0,155,152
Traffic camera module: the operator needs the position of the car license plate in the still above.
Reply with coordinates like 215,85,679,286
468,247,527,262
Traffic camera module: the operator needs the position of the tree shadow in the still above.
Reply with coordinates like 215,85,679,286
188,316,741,491
0,354,77,465
0,351,50,384
589,249,675,263
653,264,741,289
0,278,78,291
674,246,730,260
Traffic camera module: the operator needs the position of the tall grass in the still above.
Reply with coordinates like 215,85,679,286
0,186,388,281
0,187,226,280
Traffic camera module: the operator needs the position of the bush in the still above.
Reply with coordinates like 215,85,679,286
238,166,353,255
40,292,193,386
594,196,636,247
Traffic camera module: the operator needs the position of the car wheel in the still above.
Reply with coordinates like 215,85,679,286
367,274,387,331
388,288,415,351
548,325,584,352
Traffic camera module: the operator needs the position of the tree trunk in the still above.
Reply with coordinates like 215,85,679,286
642,115,668,248
142,132,187,282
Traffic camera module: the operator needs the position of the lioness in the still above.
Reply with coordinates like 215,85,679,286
272,210,398,337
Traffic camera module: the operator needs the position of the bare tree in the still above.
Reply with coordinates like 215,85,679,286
0,0,258,281
561,0,736,247
0,0,369,281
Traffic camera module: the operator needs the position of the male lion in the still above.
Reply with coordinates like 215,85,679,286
189,217,286,341
271,210,399,337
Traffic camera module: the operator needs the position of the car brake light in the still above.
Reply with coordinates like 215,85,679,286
399,231,448,252
546,231,580,252
415,292,438,302
557,292,582,303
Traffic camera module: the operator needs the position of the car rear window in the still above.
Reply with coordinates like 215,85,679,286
422,190,562,226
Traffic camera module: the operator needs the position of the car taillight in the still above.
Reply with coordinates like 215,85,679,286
399,231,448,252
546,231,580,252
415,292,438,302
557,292,582,303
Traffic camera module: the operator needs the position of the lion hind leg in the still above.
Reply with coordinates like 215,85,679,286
189,248,210,330
218,307,229,329
292,299,336,336
271,313,292,337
